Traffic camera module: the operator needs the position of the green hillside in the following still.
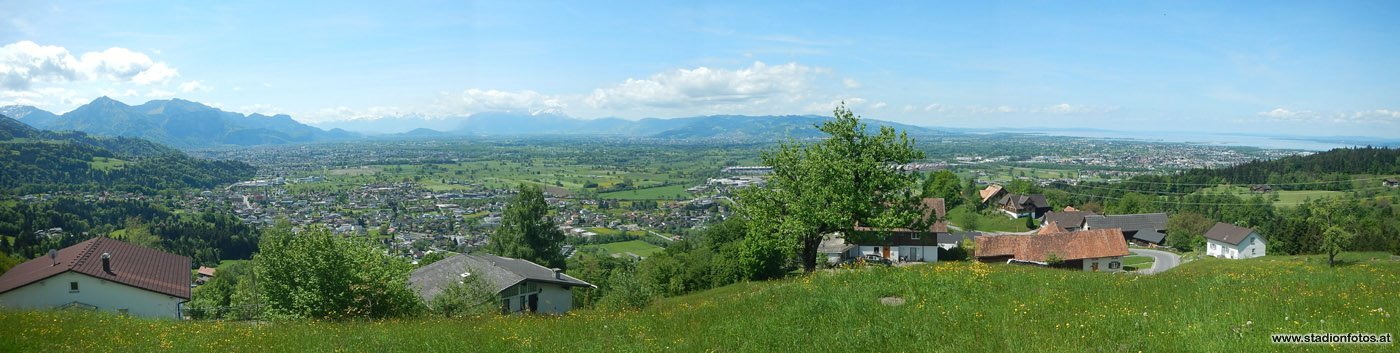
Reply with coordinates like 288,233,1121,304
3,253,1396,352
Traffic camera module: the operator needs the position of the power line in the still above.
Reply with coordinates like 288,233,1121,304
1103,176,1394,187
1057,183,1396,197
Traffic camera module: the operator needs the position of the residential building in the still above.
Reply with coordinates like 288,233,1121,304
1040,210,1099,232
845,198,948,262
974,229,1131,272
1083,213,1169,246
410,254,595,314
978,184,1006,204
0,237,192,319
997,193,1050,219
1204,222,1267,259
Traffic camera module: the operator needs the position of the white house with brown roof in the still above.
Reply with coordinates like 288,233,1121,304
0,237,192,319
974,229,1131,272
1204,222,1266,259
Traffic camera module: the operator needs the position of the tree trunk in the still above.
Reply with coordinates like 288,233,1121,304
801,235,821,272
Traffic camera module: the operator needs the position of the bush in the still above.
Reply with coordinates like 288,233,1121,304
429,274,498,318
253,226,425,320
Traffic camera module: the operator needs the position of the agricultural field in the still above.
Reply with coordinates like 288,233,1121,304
88,157,129,171
5,252,1396,352
582,239,664,258
599,184,694,200
1194,185,1345,207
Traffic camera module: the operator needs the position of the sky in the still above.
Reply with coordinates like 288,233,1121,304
2,0,1398,137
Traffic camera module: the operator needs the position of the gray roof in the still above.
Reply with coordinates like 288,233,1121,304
1204,222,1258,246
1041,211,1097,231
1084,213,1168,243
937,231,981,245
409,254,594,303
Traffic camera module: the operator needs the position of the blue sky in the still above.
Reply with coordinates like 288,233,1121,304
2,0,1398,137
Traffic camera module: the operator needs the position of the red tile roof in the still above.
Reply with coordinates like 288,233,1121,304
975,229,1130,262
0,237,191,299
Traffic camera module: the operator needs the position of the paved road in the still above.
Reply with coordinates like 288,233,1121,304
1129,248,1181,274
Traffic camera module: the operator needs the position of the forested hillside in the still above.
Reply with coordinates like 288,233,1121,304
0,115,256,194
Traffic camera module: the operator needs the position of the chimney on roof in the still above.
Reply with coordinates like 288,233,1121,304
101,253,112,273
551,268,562,280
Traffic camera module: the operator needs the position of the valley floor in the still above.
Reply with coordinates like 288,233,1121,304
3,253,1397,352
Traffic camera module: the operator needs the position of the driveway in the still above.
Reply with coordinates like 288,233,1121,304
1129,248,1181,274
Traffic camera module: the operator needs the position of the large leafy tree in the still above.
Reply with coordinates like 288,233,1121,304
489,183,567,269
1310,198,1355,267
738,105,924,273
253,225,423,319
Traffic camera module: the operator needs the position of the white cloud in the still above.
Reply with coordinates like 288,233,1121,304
871,101,887,109
1257,108,1400,124
1258,108,1302,119
179,80,212,92
446,88,565,115
239,104,283,115
586,61,826,110
0,41,179,90
145,89,175,98
842,78,862,89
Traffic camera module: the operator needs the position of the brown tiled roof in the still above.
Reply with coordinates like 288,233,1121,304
1037,222,1062,235
1203,222,1256,246
197,266,217,277
979,185,1005,203
975,229,1129,262
852,197,948,233
0,237,191,299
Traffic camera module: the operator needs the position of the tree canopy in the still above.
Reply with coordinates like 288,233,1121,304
488,183,567,269
738,104,924,272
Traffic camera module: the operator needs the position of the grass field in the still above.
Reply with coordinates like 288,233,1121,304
1194,185,1346,207
583,240,664,258
947,205,1030,232
1121,255,1155,271
4,252,1396,352
88,157,129,171
599,184,693,200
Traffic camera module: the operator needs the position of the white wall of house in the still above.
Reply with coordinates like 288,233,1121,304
0,271,185,319
498,281,577,315
1206,232,1267,259
1081,256,1124,272
857,245,939,262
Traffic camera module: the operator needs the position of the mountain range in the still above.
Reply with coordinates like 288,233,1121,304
1,98,358,148
2,97,949,148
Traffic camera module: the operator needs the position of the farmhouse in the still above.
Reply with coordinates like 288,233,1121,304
996,193,1050,219
845,198,948,263
195,266,217,285
1083,213,1169,246
978,184,1007,204
0,237,192,319
1203,222,1267,259
1040,210,1099,232
410,254,595,314
936,231,981,250
1384,178,1399,188
973,229,1130,272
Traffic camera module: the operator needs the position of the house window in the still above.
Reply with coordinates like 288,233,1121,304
1108,261,1120,270
69,282,79,292
911,233,919,240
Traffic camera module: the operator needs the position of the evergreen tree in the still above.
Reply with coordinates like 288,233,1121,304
488,183,567,269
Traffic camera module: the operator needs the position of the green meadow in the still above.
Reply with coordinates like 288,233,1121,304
5,252,1396,352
